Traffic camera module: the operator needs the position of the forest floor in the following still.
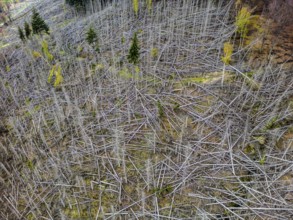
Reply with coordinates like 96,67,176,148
1,0,293,219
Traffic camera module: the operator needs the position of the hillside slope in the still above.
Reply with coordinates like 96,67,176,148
1,0,293,219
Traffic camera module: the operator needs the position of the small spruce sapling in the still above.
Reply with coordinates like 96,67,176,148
121,35,125,44
18,26,25,42
24,21,31,38
86,27,99,52
31,8,49,35
157,100,164,118
127,32,140,64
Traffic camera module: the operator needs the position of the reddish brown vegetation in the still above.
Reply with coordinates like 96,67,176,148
241,0,293,69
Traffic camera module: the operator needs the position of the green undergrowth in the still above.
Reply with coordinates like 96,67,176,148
180,71,234,86
0,42,10,49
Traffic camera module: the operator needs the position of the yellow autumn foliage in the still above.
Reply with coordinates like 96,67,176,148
133,0,139,16
135,65,140,74
32,51,42,59
41,40,54,61
48,65,56,83
150,47,158,58
54,65,63,87
221,42,233,65
147,0,152,12
48,65,63,87
235,7,251,38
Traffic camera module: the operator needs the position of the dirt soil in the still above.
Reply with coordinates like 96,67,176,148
249,21,293,70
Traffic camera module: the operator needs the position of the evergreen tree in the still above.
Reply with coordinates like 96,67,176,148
31,8,49,35
86,27,97,45
86,27,99,51
18,26,25,42
24,21,31,38
127,32,140,64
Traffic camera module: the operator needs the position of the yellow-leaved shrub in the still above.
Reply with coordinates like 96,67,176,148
221,42,233,65
147,0,152,12
54,65,63,87
48,65,56,83
133,0,139,16
32,51,42,59
235,7,251,38
41,40,54,61
48,65,63,88
150,48,158,58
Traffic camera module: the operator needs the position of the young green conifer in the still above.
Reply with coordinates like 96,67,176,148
127,32,140,64
24,21,31,38
86,27,97,45
18,26,25,42
31,8,49,35
86,27,99,51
